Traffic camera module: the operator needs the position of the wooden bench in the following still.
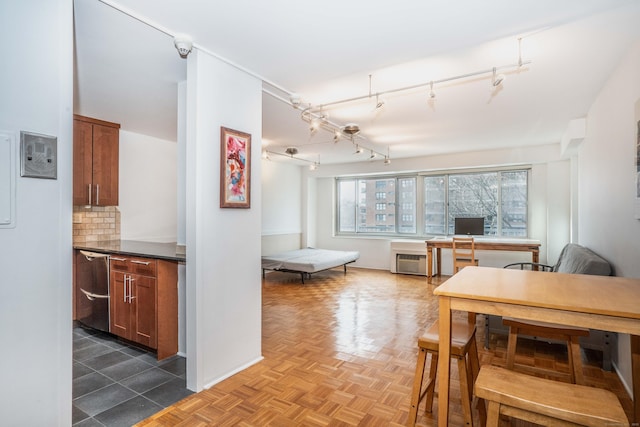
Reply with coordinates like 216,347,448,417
474,365,628,426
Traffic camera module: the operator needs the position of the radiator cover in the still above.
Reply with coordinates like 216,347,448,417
396,254,426,275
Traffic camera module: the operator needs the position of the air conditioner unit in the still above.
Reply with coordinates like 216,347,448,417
396,254,426,276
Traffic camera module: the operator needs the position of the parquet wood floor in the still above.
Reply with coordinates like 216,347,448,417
136,267,632,426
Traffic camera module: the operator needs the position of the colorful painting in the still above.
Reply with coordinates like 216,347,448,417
220,127,251,208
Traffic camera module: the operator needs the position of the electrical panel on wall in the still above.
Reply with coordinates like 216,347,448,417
0,132,16,228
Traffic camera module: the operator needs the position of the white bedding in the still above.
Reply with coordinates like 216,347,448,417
261,248,360,273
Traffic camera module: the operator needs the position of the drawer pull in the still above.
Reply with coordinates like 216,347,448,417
111,257,127,262
131,260,151,265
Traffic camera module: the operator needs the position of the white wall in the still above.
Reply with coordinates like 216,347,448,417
119,130,177,242
0,1,73,424
261,160,302,254
578,40,640,393
185,49,263,391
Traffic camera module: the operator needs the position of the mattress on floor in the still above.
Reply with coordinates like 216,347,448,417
261,248,360,273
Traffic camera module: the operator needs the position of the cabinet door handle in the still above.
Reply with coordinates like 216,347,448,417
96,184,100,205
123,275,128,303
111,257,127,262
131,260,150,265
88,184,92,205
128,276,135,303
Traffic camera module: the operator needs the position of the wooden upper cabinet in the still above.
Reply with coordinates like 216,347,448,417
73,115,120,206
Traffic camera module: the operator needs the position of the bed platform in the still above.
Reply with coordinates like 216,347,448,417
261,248,360,283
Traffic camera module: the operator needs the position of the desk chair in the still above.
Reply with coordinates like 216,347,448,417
452,236,479,273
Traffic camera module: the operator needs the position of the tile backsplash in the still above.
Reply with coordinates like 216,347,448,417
73,206,121,244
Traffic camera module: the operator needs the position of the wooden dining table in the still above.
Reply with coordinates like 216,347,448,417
433,266,640,426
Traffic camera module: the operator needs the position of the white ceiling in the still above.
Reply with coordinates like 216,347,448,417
74,0,640,165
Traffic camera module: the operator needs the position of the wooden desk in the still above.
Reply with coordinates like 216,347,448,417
434,266,640,426
425,237,540,284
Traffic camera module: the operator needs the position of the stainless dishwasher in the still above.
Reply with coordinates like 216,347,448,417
75,250,110,332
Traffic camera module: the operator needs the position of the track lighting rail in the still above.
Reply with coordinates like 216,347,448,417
313,60,531,112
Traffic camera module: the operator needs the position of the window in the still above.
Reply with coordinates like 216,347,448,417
337,169,528,237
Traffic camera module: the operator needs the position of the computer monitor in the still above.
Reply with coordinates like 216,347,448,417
454,217,484,236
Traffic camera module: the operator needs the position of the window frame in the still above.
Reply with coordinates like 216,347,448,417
336,166,530,238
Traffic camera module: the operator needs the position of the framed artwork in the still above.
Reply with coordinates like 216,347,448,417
220,126,251,208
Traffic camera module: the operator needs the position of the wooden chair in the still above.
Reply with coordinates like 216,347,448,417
501,262,591,385
503,317,589,385
475,365,629,426
452,236,478,273
408,318,486,427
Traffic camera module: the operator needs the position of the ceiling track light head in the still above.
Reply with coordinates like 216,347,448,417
429,81,436,99
492,67,505,87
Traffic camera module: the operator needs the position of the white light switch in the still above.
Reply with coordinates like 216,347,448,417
0,132,16,228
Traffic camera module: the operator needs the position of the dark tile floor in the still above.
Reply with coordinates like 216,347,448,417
73,325,192,426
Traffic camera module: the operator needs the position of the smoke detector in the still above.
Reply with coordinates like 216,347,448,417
174,34,193,59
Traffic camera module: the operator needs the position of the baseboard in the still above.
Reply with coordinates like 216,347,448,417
202,355,265,390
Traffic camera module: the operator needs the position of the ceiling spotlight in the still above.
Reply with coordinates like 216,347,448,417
261,150,270,160
492,67,505,87
309,118,320,132
342,123,360,136
309,162,318,171
285,147,298,156
333,130,341,143
369,151,376,160
384,156,391,165
429,81,436,99
354,145,363,154
289,93,301,107
375,94,385,109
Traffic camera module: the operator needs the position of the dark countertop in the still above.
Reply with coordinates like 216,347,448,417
74,240,186,262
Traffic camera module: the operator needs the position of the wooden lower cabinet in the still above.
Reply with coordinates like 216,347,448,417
110,255,178,360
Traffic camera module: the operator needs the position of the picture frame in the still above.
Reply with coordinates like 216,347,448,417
220,126,251,208
635,98,640,219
